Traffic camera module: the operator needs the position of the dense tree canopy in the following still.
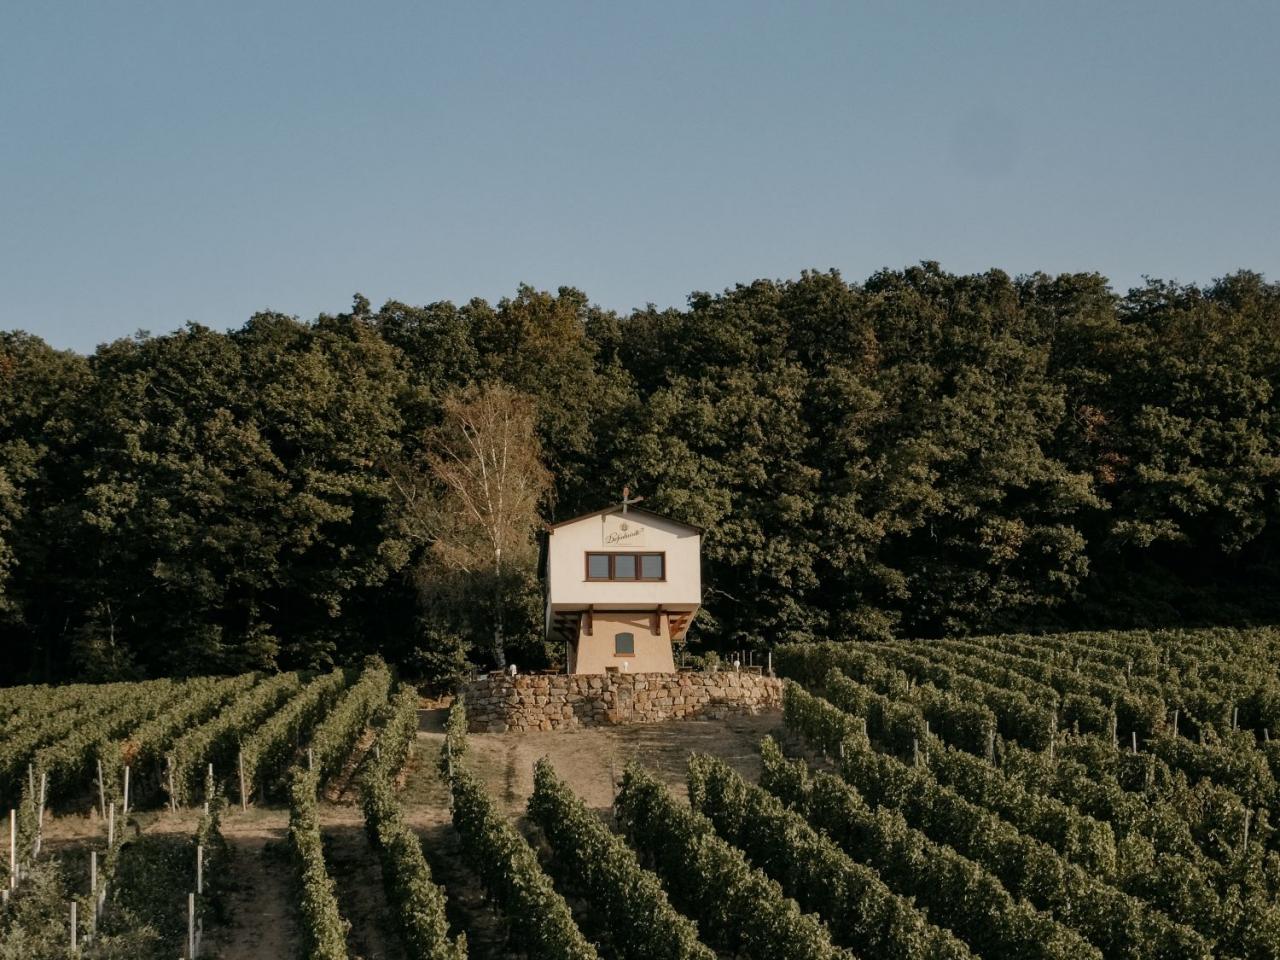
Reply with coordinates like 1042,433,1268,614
2,267,1278,683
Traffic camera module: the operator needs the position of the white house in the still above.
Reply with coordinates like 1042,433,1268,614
543,496,701,674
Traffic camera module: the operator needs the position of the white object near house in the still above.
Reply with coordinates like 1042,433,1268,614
544,495,701,674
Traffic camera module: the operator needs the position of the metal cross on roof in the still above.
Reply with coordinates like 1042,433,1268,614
621,485,645,514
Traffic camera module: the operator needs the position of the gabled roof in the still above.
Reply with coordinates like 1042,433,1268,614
545,503,704,534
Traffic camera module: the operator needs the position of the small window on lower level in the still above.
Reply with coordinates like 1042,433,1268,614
615,632,635,656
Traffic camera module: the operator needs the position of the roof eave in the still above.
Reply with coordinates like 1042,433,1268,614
545,503,704,535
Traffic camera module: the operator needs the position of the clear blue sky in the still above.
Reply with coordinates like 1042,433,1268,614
3,2,1277,354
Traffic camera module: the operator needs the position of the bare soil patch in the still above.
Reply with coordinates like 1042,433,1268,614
427,711,782,816
201,810,296,960
323,819,402,960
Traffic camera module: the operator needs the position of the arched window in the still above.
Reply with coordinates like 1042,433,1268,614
615,632,635,656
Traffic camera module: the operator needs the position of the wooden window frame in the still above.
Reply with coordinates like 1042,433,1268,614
614,631,636,657
584,551,666,582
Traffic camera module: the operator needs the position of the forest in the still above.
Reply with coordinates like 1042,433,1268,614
1,263,1277,685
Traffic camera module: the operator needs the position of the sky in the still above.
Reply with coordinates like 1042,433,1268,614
2,2,1278,354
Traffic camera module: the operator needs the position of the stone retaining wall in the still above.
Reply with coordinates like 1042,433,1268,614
462,670,782,733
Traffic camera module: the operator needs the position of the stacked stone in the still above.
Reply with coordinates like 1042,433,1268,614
462,671,782,733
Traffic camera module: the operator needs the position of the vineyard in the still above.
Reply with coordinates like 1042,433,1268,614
2,627,1280,959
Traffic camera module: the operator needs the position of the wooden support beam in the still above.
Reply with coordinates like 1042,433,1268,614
585,606,593,637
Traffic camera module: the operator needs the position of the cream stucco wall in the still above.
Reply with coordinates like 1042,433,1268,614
569,612,677,674
546,510,701,610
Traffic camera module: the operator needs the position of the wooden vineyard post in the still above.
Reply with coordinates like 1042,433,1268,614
1131,731,1138,754
767,649,773,677
307,748,314,773
188,891,196,959
70,899,77,951
107,802,115,848
8,809,14,890
1233,706,1239,731
122,765,130,816
96,759,106,819
238,751,247,810
912,738,919,767
34,772,47,857
197,843,203,895
167,758,177,812
90,851,97,934
1172,709,1179,737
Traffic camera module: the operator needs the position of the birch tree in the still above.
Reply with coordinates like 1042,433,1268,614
393,383,552,669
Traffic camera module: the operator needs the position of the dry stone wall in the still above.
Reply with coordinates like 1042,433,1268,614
462,670,782,733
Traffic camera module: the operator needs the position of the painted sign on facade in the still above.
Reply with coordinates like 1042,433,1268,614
603,514,648,547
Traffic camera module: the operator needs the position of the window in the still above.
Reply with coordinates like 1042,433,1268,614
587,553,611,580
640,554,664,580
615,632,635,656
585,552,666,581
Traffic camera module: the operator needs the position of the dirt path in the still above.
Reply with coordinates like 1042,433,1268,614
202,810,297,960
322,810,403,960
398,745,512,960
